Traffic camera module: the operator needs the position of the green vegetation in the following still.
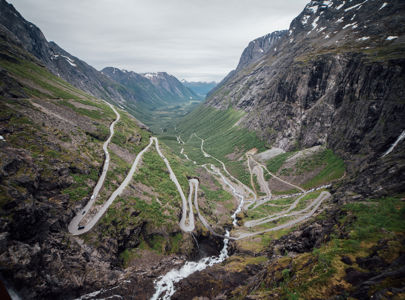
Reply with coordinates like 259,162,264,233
266,152,295,173
299,149,345,189
199,181,234,223
178,106,266,157
0,54,83,100
118,232,185,267
295,42,405,66
226,160,251,187
200,185,233,204
263,148,345,190
252,196,405,299
130,150,181,226
245,191,321,221
271,188,300,195
148,100,204,133
172,105,267,186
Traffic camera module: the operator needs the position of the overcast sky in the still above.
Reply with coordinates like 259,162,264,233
10,0,308,82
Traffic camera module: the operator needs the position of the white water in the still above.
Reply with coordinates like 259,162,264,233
208,164,245,226
382,130,405,157
151,137,246,299
151,231,230,300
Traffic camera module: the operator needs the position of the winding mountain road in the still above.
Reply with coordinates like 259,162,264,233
235,191,331,240
194,133,256,202
249,155,305,193
68,102,120,235
154,137,195,232
179,134,330,238
69,137,154,235
69,110,329,241
69,120,196,234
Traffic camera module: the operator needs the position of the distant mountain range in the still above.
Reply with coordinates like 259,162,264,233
181,80,217,98
0,0,198,126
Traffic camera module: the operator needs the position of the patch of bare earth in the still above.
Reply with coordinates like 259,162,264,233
125,181,158,204
68,99,100,111
10,74,53,96
110,143,137,164
279,166,323,186
31,98,104,130
268,177,296,193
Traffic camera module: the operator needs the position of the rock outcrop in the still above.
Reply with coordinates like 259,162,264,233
203,0,405,196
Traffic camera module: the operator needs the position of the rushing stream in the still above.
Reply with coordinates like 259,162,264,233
150,159,244,299
151,231,230,300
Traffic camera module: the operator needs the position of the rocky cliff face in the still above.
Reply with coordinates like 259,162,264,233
236,30,287,70
205,0,405,196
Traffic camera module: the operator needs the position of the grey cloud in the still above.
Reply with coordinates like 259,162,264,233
10,0,308,82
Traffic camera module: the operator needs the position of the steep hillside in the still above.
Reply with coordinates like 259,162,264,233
182,0,405,197
167,1,405,298
0,0,139,107
0,20,228,299
0,0,200,129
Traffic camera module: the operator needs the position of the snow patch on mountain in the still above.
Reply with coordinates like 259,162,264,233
50,54,77,67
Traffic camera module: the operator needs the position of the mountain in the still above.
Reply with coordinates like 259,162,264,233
0,0,199,128
0,0,137,106
141,72,200,101
0,5,208,298
236,30,287,70
172,0,405,298
181,0,405,196
102,68,200,105
101,67,202,131
2,0,405,299
181,80,217,98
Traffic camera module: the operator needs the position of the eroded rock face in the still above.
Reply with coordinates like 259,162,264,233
205,0,405,195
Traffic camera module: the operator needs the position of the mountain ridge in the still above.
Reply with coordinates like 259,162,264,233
0,0,200,128
1,0,405,299
195,0,405,196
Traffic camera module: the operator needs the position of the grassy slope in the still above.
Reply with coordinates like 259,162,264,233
248,195,405,299
174,105,267,186
264,148,345,190
0,39,199,266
